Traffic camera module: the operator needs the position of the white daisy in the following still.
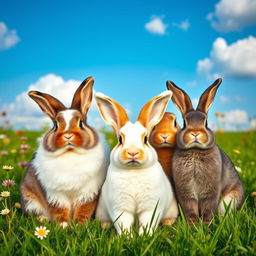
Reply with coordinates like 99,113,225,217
1,208,10,215
34,226,50,240
1,191,10,197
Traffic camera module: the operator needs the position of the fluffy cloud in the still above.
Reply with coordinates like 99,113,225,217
2,74,101,129
217,109,250,131
207,0,256,32
145,16,168,35
197,36,256,79
172,20,191,31
0,22,20,50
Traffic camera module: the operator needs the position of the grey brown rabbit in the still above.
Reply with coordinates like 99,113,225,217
166,78,244,225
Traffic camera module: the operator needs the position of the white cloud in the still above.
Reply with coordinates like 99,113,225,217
197,58,213,77
172,20,191,31
197,36,256,79
145,16,168,35
250,119,256,129
207,0,256,32
0,22,20,50
220,95,229,103
2,74,101,130
217,109,249,130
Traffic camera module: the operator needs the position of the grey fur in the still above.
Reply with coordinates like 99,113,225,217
167,79,244,225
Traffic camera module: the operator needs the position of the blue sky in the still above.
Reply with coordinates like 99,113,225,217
0,0,256,130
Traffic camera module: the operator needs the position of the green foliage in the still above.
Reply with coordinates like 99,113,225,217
0,129,255,256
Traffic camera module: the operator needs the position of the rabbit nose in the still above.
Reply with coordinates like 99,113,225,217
160,135,169,140
191,132,199,137
64,134,73,140
128,152,139,157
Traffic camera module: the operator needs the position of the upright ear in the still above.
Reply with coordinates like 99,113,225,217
28,91,66,120
95,93,129,134
137,91,172,133
196,78,222,114
166,81,193,116
71,77,94,120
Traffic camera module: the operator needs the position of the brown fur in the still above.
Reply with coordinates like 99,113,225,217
137,94,170,132
48,205,70,223
21,163,98,223
21,77,101,224
96,95,129,134
149,112,180,182
73,199,98,223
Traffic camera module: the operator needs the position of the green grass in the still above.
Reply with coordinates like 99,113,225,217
0,128,255,256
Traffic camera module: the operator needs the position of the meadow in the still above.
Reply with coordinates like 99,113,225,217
0,128,255,256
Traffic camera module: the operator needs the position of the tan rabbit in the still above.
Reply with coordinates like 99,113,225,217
20,77,110,227
149,112,180,183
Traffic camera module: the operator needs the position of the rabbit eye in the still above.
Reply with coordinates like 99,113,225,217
205,120,208,128
183,120,186,128
174,119,177,127
79,120,84,129
144,136,148,144
119,135,123,144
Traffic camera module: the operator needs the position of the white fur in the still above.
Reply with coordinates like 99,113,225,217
60,110,76,131
33,133,110,208
112,122,158,169
218,196,237,215
96,122,178,235
25,199,50,220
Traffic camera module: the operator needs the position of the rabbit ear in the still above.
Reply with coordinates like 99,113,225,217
166,81,193,116
196,78,222,114
95,93,129,134
28,91,66,120
71,77,94,119
137,91,172,133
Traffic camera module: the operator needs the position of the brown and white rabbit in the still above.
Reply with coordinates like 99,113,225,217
149,112,180,183
166,78,244,225
95,91,178,235
20,77,110,227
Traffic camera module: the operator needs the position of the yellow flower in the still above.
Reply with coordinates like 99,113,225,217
14,202,21,208
251,192,256,197
2,138,10,145
11,149,17,154
215,112,220,117
34,226,50,240
1,191,10,197
233,149,240,154
1,208,10,215
2,165,14,171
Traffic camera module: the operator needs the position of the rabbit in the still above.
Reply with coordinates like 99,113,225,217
20,77,110,227
166,78,244,225
95,91,178,235
149,112,180,183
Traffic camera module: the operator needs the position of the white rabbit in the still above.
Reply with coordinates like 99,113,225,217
21,77,110,226
95,91,178,235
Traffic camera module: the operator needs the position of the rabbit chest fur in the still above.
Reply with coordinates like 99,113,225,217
101,162,174,219
172,145,222,201
33,138,109,208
